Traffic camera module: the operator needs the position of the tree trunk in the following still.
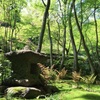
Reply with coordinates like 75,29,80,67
93,2,100,74
74,3,95,74
36,0,50,53
47,19,53,66
59,0,67,69
60,25,66,68
68,0,79,72
57,21,60,55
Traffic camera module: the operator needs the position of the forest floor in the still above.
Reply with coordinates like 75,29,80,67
0,80,100,100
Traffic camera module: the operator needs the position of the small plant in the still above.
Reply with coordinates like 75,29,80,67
80,74,97,89
37,63,57,82
56,67,67,80
0,52,11,84
72,71,81,88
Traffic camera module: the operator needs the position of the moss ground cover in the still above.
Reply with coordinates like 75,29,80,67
0,80,100,100
44,81,100,100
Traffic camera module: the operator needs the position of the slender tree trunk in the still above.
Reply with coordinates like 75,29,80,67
4,27,8,52
68,0,79,72
60,0,68,68
37,0,50,53
47,19,53,66
77,0,82,53
3,5,8,52
74,3,95,74
10,12,16,51
10,29,14,51
60,25,66,68
94,1,100,67
57,21,60,55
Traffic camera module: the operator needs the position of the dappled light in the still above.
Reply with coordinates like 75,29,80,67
0,0,100,99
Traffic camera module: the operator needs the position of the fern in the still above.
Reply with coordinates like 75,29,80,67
80,74,97,89
72,71,81,82
80,74,96,84
38,63,57,82
56,67,67,80
38,63,67,81
72,71,81,88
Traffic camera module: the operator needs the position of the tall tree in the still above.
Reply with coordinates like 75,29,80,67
94,1,99,61
1,0,26,52
47,18,53,66
68,0,79,72
36,0,50,53
58,0,67,68
74,0,95,74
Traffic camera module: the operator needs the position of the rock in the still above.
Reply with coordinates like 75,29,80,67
5,86,42,99
23,87,42,99
4,50,48,87
44,85,59,94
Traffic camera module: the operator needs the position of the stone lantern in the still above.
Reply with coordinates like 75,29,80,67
4,50,48,86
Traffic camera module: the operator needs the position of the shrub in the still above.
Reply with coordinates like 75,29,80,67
0,52,11,84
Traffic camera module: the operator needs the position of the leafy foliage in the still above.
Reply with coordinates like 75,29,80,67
72,71,81,82
38,63,67,82
0,52,11,84
79,74,97,90
37,63,57,82
72,71,81,88
80,74,97,86
56,67,67,80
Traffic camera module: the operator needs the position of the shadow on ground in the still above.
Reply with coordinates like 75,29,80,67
75,93,100,100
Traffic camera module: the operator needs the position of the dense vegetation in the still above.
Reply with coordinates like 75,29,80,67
0,0,100,99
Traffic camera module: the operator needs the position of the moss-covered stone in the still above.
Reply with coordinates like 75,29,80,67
5,86,42,99
4,50,48,86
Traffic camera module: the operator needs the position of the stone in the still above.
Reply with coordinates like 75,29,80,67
5,86,42,99
3,50,49,86
1,50,59,99
43,85,59,94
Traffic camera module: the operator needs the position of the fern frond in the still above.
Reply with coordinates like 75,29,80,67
72,71,81,82
80,74,96,84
